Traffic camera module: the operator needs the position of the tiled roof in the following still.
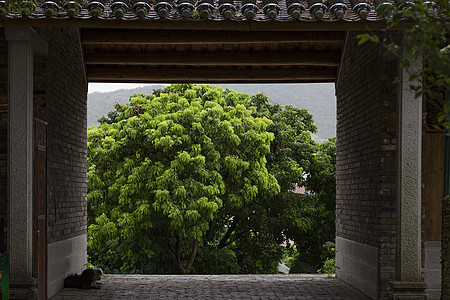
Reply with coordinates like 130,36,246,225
2,0,445,83
0,0,446,22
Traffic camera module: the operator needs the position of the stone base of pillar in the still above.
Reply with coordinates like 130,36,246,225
389,281,428,300
9,278,38,300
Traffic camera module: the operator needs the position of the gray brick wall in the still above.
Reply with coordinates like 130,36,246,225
336,31,398,299
0,28,6,253
35,27,88,244
0,27,87,250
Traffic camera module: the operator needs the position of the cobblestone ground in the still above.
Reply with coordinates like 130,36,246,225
50,274,370,300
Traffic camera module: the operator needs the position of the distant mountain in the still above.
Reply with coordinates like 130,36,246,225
87,85,167,127
87,83,336,141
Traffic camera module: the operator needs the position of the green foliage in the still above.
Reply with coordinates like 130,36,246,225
356,34,379,45
219,93,336,274
233,231,285,274
317,242,335,274
88,84,336,274
283,241,335,274
3,0,37,15
192,245,241,274
284,252,317,274
88,84,279,273
86,255,96,269
322,258,335,275
284,138,336,272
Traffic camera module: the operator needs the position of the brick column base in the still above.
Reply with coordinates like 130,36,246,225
389,281,428,300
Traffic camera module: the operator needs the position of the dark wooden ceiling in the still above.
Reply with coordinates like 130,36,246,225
0,0,427,84
81,28,345,83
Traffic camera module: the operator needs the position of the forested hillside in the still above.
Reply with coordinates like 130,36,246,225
88,85,166,127
87,83,336,140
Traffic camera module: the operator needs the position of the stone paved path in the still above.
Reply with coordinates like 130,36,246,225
50,274,370,300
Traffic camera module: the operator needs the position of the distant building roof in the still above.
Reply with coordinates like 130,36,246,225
293,186,308,194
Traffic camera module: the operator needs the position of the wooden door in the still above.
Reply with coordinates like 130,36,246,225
33,118,47,300
424,129,444,241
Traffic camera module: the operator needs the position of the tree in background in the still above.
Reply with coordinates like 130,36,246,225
88,84,336,274
288,138,336,273
220,93,336,273
88,84,279,274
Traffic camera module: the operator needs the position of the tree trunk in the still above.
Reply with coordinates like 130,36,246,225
157,237,199,274
185,239,198,274
176,239,198,274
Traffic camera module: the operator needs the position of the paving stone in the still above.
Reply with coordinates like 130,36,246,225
50,274,371,300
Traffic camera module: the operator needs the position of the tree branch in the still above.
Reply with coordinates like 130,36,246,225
157,237,176,262
203,221,216,244
218,216,240,249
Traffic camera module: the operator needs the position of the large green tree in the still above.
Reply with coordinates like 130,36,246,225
88,84,336,274
87,84,279,274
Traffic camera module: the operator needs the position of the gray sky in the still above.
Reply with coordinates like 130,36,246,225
88,83,165,94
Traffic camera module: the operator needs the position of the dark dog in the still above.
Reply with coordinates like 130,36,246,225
64,268,103,289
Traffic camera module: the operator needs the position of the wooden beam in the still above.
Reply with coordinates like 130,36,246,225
86,66,337,83
0,18,416,31
90,78,334,83
81,30,345,45
84,51,340,67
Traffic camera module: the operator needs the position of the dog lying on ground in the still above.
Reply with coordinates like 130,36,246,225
64,268,103,289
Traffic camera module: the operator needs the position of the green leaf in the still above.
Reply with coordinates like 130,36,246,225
356,33,371,45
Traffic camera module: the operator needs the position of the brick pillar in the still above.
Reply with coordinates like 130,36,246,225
389,51,428,299
5,27,47,300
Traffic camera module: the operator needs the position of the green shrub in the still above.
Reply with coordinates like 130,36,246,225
322,258,335,274
192,245,241,274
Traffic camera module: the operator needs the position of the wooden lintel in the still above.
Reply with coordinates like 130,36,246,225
84,51,340,67
87,66,337,83
90,78,334,83
0,17,415,31
81,30,345,45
